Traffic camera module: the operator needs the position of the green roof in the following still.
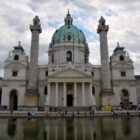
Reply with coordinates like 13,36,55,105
14,42,24,52
51,11,86,46
114,43,124,52
52,25,86,44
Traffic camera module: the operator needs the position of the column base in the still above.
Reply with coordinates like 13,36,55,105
100,89,115,106
25,89,39,110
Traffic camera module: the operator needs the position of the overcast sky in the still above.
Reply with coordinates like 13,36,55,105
0,0,140,77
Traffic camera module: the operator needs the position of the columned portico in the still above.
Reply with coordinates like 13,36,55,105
47,78,92,109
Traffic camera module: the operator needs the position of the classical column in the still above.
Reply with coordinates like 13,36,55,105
89,83,92,106
28,16,42,90
74,82,77,106
25,16,42,109
82,82,85,106
97,16,112,95
55,82,58,106
63,82,66,106
47,82,51,105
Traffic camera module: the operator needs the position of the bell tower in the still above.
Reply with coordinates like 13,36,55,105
25,16,42,110
97,17,113,106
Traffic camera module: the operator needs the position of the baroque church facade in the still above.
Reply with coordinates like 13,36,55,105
0,12,139,111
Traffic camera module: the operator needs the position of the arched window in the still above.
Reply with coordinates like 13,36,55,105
9,90,18,111
66,51,72,62
121,89,129,109
67,35,71,41
122,89,129,97
92,86,95,95
14,55,19,60
120,55,124,61
44,86,48,95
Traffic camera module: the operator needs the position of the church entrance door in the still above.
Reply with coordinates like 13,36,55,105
9,90,18,111
67,94,73,106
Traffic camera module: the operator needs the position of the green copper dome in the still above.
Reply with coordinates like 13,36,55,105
51,11,86,46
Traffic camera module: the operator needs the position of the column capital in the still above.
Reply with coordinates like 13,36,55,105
30,16,42,33
97,16,109,33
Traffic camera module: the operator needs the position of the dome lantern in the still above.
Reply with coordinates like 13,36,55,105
64,10,73,25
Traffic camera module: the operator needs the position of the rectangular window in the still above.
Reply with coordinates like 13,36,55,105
91,72,94,77
45,71,48,76
120,71,126,77
12,71,18,77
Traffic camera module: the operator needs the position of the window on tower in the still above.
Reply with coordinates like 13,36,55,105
92,86,95,95
120,55,124,61
45,71,48,76
66,51,72,62
12,71,18,77
120,71,126,77
44,86,48,95
91,72,94,76
68,19,70,25
52,54,54,63
14,55,19,60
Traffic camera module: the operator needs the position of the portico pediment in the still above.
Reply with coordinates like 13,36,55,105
49,67,91,78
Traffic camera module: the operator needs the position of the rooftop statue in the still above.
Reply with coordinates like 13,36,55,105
99,16,106,25
33,16,40,25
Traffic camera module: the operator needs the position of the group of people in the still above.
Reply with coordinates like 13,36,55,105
27,111,34,117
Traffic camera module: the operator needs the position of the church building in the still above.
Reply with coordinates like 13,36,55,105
0,11,139,111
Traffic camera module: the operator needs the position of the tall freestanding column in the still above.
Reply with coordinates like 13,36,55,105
25,16,42,110
97,17,113,106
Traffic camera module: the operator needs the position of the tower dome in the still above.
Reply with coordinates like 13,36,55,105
51,11,86,47
48,11,89,64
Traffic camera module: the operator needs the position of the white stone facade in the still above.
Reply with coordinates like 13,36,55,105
0,13,139,111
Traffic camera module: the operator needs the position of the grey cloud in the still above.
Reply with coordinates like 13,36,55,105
125,31,139,38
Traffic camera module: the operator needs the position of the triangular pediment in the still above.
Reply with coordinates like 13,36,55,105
49,67,91,78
